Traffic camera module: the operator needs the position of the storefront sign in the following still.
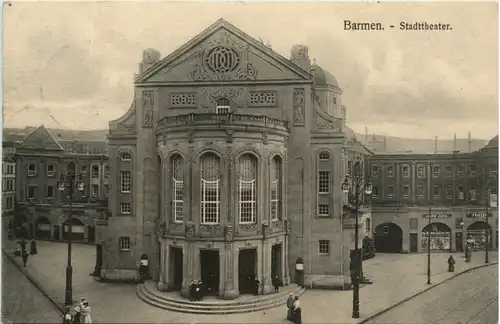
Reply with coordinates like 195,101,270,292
422,213,452,219
465,212,493,218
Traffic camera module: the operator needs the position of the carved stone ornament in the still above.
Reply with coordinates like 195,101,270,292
237,223,258,234
169,222,184,234
226,130,234,144
262,132,269,145
199,224,223,237
199,87,248,108
316,122,338,131
271,220,284,232
188,130,194,144
224,225,234,242
293,89,305,126
185,222,195,238
189,31,258,81
155,219,167,236
142,91,154,127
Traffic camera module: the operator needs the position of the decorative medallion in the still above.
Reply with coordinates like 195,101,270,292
293,89,305,126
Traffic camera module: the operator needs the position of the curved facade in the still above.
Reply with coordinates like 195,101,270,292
97,19,360,296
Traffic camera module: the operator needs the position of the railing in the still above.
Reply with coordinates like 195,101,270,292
157,113,288,131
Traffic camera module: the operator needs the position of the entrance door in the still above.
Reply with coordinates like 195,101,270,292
93,244,103,277
87,226,95,243
53,225,60,241
409,233,418,252
271,244,282,282
200,250,219,295
238,248,257,294
455,232,463,252
170,246,183,291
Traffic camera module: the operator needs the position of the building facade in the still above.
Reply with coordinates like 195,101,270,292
12,125,109,243
367,136,498,253
97,19,365,297
3,141,17,224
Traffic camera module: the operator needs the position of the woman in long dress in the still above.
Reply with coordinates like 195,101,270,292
293,296,302,324
81,301,92,324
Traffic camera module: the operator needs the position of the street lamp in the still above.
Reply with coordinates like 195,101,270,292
426,206,432,285
341,158,373,319
485,187,490,264
57,162,85,306
460,221,465,258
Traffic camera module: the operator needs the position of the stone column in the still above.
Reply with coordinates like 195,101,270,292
181,240,195,298
261,237,273,295
157,240,167,291
222,226,238,299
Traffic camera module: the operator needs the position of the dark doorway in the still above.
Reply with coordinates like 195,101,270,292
170,246,183,291
35,217,51,239
87,226,95,243
62,219,85,241
374,223,403,253
93,244,103,277
53,225,60,241
409,233,418,252
28,223,34,239
200,250,219,295
455,232,463,252
238,248,257,294
271,244,282,282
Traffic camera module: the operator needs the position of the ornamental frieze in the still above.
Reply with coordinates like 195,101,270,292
199,87,248,108
199,224,224,237
237,223,258,235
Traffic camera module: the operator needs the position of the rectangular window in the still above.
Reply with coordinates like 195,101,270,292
318,171,330,194
27,186,36,199
432,165,440,178
239,180,256,223
92,165,100,179
28,164,37,176
120,171,131,193
6,196,13,210
417,165,425,178
318,204,330,217
319,240,330,255
457,187,465,200
387,186,394,198
468,165,477,176
201,181,220,224
387,165,394,177
103,184,109,197
372,186,379,198
402,165,410,178
46,164,55,177
104,164,110,179
490,165,497,176
458,165,465,177
46,186,54,198
445,186,453,199
445,165,453,177
5,179,14,192
433,186,440,199
417,186,425,198
119,237,131,251
371,165,380,177
173,180,184,223
120,203,131,214
468,188,477,201
91,184,99,198
402,186,410,199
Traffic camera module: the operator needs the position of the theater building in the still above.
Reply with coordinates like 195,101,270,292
97,19,364,297
12,125,109,243
367,136,498,253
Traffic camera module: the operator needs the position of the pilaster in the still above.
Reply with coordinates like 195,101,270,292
157,240,167,291
181,241,195,297
261,239,273,294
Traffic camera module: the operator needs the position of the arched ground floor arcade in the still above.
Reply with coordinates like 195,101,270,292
156,235,290,300
371,207,498,253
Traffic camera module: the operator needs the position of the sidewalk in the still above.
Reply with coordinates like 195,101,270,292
2,237,497,324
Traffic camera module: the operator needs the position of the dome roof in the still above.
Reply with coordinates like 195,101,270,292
485,135,498,148
311,63,339,88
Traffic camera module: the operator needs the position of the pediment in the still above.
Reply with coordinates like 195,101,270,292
20,125,63,151
137,20,311,83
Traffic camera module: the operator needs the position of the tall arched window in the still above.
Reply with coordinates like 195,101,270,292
216,98,230,114
171,155,184,223
200,153,220,224
239,154,257,224
270,156,282,221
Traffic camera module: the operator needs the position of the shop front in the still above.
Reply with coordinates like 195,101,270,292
421,222,452,251
464,212,495,250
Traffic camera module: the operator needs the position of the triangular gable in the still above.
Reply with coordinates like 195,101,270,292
20,125,64,151
136,18,312,83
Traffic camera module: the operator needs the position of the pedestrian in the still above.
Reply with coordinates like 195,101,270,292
22,248,29,267
254,277,260,295
286,293,295,321
72,307,82,324
272,276,281,293
81,300,92,324
62,306,73,324
30,240,37,255
447,255,456,272
293,296,302,324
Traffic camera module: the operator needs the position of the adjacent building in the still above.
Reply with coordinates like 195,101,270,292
12,125,109,243
367,136,498,253
2,141,17,226
96,18,366,297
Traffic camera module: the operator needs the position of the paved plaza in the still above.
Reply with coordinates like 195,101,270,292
3,238,498,324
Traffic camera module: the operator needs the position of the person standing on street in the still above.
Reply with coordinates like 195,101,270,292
62,306,73,324
286,293,295,321
447,255,456,272
21,248,29,267
72,307,82,324
81,300,92,324
293,296,302,324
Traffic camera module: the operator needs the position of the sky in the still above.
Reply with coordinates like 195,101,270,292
2,1,498,139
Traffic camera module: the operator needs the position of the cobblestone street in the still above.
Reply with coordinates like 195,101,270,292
2,238,497,323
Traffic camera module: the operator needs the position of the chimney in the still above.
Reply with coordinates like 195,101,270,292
468,132,472,152
434,136,438,153
453,133,457,151
365,126,368,141
139,48,161,74
290,45,311,72
383,136,387,152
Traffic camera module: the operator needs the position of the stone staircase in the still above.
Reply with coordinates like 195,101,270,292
136,281,306,314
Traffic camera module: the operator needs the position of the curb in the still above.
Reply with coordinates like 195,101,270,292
2,249,65,314
357,261,499,324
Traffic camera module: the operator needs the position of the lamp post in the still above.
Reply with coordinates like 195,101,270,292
460,221,465,258
341,158,373,319
57,162,85,306
426,206,431,285
485,187,490,264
